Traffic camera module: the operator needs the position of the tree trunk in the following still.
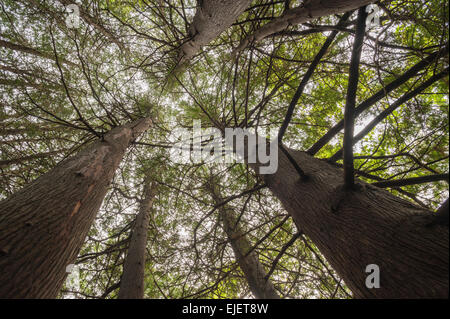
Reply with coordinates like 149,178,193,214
207,180,280,299
178,0,252,65
251,146,448,298
118,180,157,299
0,118,152,298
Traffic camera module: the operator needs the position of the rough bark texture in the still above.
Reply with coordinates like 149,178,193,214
0,118,152,298
178,0,252,65
118,180,157,299
208,181,280,299
234,0,375,54
432,199,449,227
251,147,449,298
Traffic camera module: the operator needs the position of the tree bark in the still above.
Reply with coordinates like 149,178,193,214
0,117,152,298
250,146,448,298
178,0,252,65
118,180,157,299
207,180,280,299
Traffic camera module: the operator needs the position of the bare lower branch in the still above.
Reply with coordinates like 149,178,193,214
371,173,449,188
343,7,367,189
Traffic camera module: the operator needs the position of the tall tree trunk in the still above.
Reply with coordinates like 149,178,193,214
250,146,448,298
178,0,252,65
0,118,152,298
118,180,157,299
207,180,280,299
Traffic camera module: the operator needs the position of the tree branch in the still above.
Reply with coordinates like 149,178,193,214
371,173,449,188
278,12,351,143
233,0,375,55
330,67,450,162
307,43,449,156
343,6,367,189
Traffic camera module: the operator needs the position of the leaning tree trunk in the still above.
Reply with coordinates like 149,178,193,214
177,0,252,65
207,180,280,299
0,117,152,298
118,180,157,299
250,146,448,298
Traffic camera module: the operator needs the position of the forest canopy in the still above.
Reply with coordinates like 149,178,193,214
0,0,448,299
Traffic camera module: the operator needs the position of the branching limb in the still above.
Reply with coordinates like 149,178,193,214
307,43,449,156
371,173,449,188
330,67,449,162
343,6,367,189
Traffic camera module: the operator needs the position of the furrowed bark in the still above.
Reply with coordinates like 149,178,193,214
207,181,280,299
233,0,375,54
118,180,157,299
250,146,448,298
178,0,253,65
429,199,449,227
0,117,152,298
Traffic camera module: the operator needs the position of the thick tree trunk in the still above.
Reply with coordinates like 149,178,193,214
0,118,152,298
178,0,252,65
118,180,157,299
251,147,448,298
208,181,280,299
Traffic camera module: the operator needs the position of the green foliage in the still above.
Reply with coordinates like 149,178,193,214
1,0,448,299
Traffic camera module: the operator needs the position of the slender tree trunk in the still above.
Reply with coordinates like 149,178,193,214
178,0,252,65
207,180,280,299
250,146,448,298
118,180,157,299
0,118,152,298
